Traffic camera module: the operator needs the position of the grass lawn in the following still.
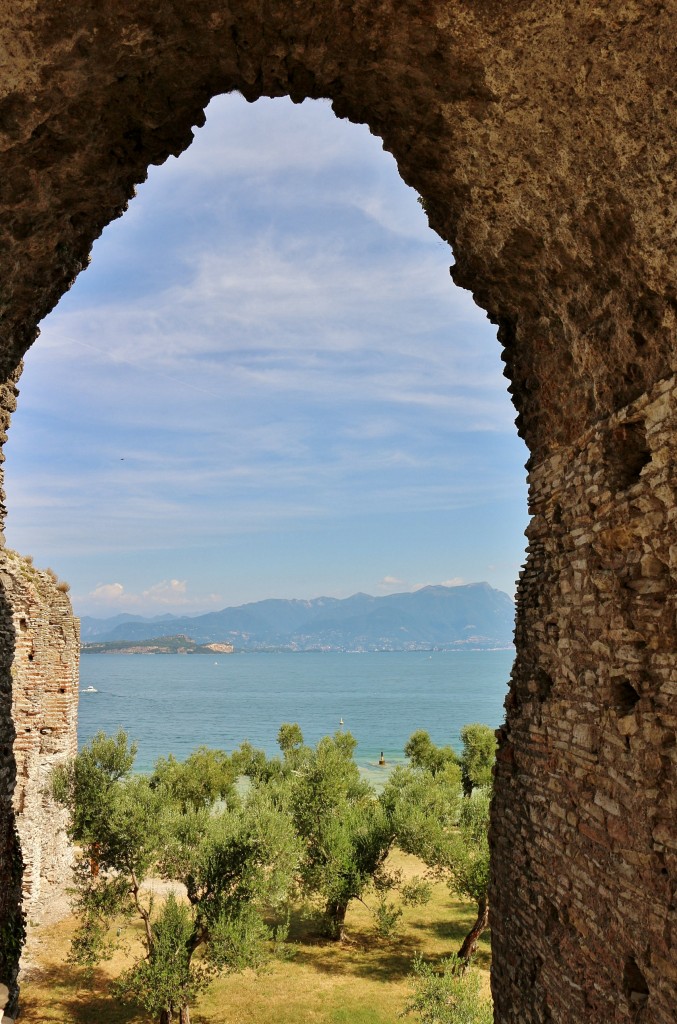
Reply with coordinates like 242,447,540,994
19,852,490,1024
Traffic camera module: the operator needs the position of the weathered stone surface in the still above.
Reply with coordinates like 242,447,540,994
0,2,674,1021
493,375,677,1022
6,551,78,920
0,375,22,1012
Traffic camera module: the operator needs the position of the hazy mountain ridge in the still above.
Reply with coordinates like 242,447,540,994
80,583,515,652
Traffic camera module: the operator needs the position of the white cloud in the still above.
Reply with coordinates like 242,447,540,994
412,577,465,591
377,575,406,591
83,579,223,615
142,579,187,603
89,582,126,602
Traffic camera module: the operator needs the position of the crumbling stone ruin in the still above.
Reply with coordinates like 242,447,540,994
6,550,78,920
0,537,78,1017
0,2,674,1020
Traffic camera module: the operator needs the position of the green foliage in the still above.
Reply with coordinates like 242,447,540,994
400,877,434,908
444,790,490,907
207,902,272,973
114,894,211,1018
55,732,302,1023
390,732,492,960
402,954,493,1024
242,725,433,941
51,729,137,846
382,763,462,862
277,722,305,754
175,793,302,920
151,746,239,812
404,731,458,777
458,725,496,795
54,720,496,1020
372,895,403,939
67,867,132,976
232,739,283,783
270,911,297,962
395,730,491,907
284,731,396,937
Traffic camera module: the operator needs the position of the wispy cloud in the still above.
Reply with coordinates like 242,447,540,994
376,575,406,591
89,583,125,602
412,577,465,591
376,576,466,594
4,93,528,611
84,578,223,615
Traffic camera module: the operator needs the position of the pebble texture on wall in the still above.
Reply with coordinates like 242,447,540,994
0,2,674,1020
493,374,677,1022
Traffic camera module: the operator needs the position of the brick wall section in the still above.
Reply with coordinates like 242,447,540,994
4,551,79,920
491,373,677,1023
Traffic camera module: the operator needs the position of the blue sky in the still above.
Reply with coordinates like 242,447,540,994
4,94,529,618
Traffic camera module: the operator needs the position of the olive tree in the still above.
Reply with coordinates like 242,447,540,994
458,724,496,796
150,746,239,812
442,788,491,962
53,732,301,1024
238,725,429,940
392,729,494,963
404,730,458,776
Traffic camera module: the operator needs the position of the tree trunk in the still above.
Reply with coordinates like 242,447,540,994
179,1007,191,1024
159,1011,172,1024
457,896,489,963
89,841,101,878
325,900,348,940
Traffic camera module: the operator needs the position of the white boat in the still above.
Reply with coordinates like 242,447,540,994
82,685,98,693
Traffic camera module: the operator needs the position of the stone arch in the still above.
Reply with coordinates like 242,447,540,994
0,3,675,1021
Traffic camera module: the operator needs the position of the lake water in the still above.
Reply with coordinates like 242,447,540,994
78,650,513,784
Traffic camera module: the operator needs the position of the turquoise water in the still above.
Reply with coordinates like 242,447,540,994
78,650,513,782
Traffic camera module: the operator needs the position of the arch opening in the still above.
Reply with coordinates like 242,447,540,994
6,97,528,1003
0,5,675,1023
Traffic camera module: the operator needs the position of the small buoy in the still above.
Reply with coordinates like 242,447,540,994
339,717,344,726
378,751,386,766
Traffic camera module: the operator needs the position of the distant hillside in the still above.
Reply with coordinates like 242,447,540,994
79,583,515,652
80,611,181,640
81,634,234,656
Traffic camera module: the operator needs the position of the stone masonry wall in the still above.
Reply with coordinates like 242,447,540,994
4,551,78,921
491,374,677,1022
0,374,22,1012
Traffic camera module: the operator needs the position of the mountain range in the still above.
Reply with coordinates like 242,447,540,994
80,583,515,653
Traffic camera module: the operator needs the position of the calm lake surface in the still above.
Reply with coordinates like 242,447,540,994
78,650,514,783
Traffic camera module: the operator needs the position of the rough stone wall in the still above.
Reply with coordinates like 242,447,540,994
0,374,22,1011
5,551,78,921
0,2,675,1021
492,375,677,1022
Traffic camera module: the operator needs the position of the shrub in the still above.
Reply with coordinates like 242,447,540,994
402,954,493,1024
